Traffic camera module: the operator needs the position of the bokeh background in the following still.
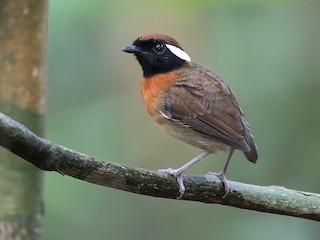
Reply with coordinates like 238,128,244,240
44,0,320,239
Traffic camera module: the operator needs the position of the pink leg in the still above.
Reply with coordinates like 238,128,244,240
159,151,209,199
208,147,234,198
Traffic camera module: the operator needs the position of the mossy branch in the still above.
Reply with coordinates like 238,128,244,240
0,112,319,221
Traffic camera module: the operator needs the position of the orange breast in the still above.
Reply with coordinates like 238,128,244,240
141,71,180,116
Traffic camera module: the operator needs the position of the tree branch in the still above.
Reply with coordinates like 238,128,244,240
0,112,319,221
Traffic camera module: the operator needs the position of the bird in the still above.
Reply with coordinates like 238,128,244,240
122,33,258,199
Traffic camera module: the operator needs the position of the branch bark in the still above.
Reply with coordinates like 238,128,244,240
0,112,319,222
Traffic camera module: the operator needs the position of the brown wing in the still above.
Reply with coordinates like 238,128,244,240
164,63,257,162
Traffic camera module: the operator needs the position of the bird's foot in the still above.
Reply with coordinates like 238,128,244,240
158,168,185,199
159,168,180,177
206,171,230,198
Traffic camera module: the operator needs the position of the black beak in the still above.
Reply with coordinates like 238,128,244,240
121,45,141,54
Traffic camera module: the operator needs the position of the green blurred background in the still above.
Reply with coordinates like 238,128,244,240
44,0,320,239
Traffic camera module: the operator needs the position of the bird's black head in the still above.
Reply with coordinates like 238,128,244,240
122,34,191,77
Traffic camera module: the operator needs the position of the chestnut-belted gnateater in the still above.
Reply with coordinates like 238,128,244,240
122,34,258,198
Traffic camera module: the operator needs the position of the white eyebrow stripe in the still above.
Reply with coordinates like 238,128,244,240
166,44,191,62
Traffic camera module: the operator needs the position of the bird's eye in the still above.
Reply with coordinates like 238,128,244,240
153,43,166,54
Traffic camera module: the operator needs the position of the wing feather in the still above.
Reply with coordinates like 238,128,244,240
164,63,254,153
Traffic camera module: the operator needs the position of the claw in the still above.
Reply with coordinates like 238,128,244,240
207,171,230,198
159,168,185,199
56,168,65,176
157,151,210,199
176,175,185,199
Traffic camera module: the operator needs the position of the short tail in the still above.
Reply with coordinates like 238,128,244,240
244,134,258,163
